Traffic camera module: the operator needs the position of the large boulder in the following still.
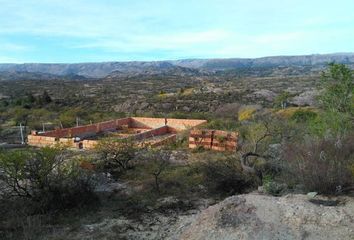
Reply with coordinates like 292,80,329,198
180,193,354,240
291,90,320,106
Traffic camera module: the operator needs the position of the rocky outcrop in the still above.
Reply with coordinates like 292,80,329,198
180,193,354,240
291,90,320,106
33,193,353,239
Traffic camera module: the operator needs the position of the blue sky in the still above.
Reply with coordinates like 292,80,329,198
0,0,354,63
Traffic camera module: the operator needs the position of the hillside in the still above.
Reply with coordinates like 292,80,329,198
1,53,354,78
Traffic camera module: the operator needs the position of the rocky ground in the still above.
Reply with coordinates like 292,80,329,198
180,193,354,240
42,190,354,240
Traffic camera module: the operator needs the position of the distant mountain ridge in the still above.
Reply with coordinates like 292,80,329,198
0,53,353,78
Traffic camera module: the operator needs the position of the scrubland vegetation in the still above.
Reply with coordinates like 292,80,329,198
0,64,353,239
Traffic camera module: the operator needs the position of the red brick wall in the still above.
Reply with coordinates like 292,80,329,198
116,118,132,127
58,138,76,148
131,126,169,141
97,120,118,132
28,117,207,149
189,129,238,152
131,117,206,130
34,117,205,139
82,140,98,150
27,135,57,147
38,118,133,138
150,134,177,147
42,128,70,138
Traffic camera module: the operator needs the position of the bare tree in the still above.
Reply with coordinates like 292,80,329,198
96,138,138,173
237,119,275,183
148,150,170,193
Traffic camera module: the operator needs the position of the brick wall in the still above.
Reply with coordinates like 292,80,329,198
39,118,133,138
58,138,76,148
82,140,98,150
28,117,207,149
150,134,177,147
130,126,170,141
116,118,132,127
131,117,206,131
42,128,70,138
32,117,205,139
189,129,238,152
27,135,57,147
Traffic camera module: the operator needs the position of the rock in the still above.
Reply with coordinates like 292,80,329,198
251,89,277,101
40,194,354,240
307,192,318,198
257,186,265,193
179,193,354,240
139,102,149,110
94,179,132,198
169,150,189,165
162,103,173,110
157,196,180,207
182,106,191,112
291,90,320,106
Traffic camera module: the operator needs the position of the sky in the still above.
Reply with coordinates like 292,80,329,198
0,0,354,63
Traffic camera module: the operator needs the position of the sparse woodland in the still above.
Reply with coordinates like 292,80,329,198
0,64,353,239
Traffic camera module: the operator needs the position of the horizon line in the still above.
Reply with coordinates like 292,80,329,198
1,52,354,65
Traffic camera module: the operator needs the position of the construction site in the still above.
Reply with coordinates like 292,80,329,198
27,117,207,150
27,117,239,152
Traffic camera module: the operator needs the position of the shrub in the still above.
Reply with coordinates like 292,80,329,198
96,138,139,175
0,147,98,212
309,111,352,138
238,107,257,121
275,107,316,119
201,158,256,196
290,109,318,123
282,135,354,194
204,119,240,131
214,103,241,119
311,63,354,138
319,63,353,114
145,149,171,193
274,91,292,109
263,175,287,196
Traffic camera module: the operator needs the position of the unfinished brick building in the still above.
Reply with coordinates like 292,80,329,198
27,117,207,149
189,129,238,152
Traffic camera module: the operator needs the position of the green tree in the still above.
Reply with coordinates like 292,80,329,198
312,63,354,137
37,90,52,106
274,91,291,109
0,147,97,211
319,63,353,113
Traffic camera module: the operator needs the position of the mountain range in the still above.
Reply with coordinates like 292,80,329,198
1,53,353,79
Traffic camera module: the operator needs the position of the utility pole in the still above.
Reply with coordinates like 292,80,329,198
76,117,79,127
20,123,25,144
42,123,45,132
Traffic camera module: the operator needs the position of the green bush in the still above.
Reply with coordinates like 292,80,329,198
201,158,256,196
204,119,240,131
291,109,318,123
263,175,287,196
0,147,98,212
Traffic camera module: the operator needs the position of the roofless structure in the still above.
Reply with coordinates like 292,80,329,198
28,117,207,149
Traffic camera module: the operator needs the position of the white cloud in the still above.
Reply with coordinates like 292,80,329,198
252,32,306,44
0,42,32,52
72,29,231,52
0,0,353,61
0,56,21,63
